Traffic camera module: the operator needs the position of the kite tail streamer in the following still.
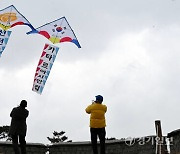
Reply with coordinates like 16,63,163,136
32,43,59,94
0,30,11,57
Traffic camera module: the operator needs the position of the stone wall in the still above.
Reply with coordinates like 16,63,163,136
168,129,180,154
48,136,156,154
4,129,180,153
0,141,47,154
0,135,157,154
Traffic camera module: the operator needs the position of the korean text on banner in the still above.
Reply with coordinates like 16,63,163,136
32,43,59,94
0,29,11,57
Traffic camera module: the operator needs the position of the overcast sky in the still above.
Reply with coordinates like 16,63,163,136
1,0,180,144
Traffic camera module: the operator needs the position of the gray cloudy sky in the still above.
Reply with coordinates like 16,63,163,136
0,0,180,144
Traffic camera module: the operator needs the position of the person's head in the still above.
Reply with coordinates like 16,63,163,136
20,100,27,108
95,95,103,104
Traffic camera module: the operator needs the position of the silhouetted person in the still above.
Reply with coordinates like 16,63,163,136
86,95,107,154
9,100,29,154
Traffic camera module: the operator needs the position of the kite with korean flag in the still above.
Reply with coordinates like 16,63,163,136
27,16,81,48
27,17,81,94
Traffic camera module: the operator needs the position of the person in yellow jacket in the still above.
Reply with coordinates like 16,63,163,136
85,95,107,154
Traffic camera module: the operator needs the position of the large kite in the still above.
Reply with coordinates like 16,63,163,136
29,17,81,94
0,5,35,57
27,16,81,48
0,5,35,31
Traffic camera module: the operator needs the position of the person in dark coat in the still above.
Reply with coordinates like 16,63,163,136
9,100,29,154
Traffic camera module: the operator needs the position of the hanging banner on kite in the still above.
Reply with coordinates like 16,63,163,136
27,16,81,48
0,5,35,31
0,29,11,57
32,43,59,94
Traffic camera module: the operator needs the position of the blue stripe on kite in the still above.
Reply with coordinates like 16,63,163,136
26,29,39,35
55,47,59,54
49,63,53,70
52,55,56,62
72,39,81,48
7,31,12,36
4,38,9,44
40,86,43,94
44,75,49,81
46,70,50,76
43,79,48,86
2,47,5,51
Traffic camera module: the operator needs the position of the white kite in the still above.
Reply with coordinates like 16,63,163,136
27,16,81,48
30,16,81,94
0,5,35,57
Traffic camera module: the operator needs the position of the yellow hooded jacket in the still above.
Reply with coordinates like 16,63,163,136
86,103,107,128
